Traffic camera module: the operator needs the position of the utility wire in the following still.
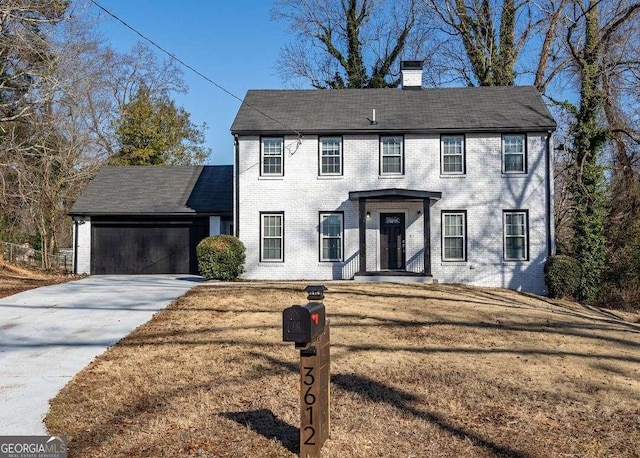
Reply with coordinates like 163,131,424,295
89,0,303,139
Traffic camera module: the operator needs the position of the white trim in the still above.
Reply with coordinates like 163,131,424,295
548,133,556,255
502,134,526,174
319,137,342,176
319,212,344,262
442,212,466,261
261,137,284,176
261,213,284,262
380,136,404,176
317,176,343,180
503,211,528,260
441,135,465,175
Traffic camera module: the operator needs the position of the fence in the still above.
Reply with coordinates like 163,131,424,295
0,241,72,272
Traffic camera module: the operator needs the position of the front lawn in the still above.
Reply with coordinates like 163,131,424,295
46,282,640,457
0,260,71,299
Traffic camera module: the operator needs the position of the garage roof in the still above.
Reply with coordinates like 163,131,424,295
70,165,232,216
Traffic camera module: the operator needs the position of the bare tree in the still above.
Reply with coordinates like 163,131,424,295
81,42,187,158
597,3,640,307
554,0,640,303
0,3,191,265
0,0,69,250
423,0,573,89
0,6,103,262
0,0,67,124
272,0,431,88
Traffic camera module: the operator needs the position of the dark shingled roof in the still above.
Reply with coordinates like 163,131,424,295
231,86,556,134
70,165,232,216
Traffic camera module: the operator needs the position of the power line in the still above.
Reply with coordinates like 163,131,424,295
89,0,302,139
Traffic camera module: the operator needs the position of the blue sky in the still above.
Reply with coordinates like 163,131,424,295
92,0,291,165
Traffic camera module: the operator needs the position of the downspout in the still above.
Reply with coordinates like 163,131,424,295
73,218,79,275
546,131,555,257
234,134,240,238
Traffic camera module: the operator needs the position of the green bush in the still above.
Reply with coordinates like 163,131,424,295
544,255,582,299
196,235,245,281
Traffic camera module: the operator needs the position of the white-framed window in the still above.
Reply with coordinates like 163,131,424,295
380,136,403,175
261,137,283,176
319,212,343,261
502,134,526,173
319,137,342,175
442,211,466,261
441,135,465,174
261,212,284,261
504,211,528,260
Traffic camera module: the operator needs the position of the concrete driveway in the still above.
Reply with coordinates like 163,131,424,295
0,275,201,435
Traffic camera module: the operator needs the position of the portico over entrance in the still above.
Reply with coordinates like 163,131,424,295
348,188,442,277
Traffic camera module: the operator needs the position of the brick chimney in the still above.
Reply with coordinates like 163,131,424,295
400,60,423,89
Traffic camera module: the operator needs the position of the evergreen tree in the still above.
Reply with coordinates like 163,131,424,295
111,86,209,166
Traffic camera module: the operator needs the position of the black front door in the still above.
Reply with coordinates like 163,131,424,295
380,213,405,270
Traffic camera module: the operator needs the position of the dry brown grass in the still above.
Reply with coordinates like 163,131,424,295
45,282,640,457
0,259,72,298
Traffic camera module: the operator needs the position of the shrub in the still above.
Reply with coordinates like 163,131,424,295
602,226,640,311
601,279,640,312
544,255,581,299
196,235,245,281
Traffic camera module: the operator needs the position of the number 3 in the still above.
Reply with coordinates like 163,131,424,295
303,366,315,386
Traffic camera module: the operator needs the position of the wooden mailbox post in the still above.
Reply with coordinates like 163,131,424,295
282,285,330,458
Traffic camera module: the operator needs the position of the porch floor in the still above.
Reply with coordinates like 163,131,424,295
353,271,435,284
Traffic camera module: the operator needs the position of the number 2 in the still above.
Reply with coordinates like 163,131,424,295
303,426,316,445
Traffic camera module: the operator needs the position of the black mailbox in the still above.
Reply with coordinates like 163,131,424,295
282,303,326,345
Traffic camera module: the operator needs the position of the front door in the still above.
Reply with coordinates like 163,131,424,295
380,213,406,270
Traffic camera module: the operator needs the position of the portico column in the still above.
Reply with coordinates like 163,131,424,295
423,198,431,275
358,198,367,274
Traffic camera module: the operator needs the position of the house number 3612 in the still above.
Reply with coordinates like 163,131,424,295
303,366,316,445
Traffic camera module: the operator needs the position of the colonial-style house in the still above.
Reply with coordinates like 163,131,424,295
231,62,556,294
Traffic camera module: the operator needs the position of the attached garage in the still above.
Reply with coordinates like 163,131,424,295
70,166,232,275
91,217,209,274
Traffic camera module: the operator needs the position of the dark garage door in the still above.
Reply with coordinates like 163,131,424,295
91,218,208,274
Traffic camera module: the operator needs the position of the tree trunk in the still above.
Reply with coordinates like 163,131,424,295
570,1,608,304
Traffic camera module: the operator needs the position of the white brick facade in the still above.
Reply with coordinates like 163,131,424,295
74,217,91,275
236,132,553,295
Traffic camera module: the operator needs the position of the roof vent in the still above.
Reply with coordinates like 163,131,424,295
368,109,377,125
400,60,423,90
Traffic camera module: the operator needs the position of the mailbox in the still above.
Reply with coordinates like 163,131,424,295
282,303,326,345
